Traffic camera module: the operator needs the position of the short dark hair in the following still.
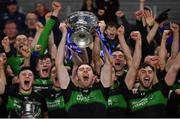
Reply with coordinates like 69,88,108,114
3,20,17,29
19,66,33,76
139,62,155,71
38,53,52,62
112,48,124,55
76,62,95,74
105,21,118,29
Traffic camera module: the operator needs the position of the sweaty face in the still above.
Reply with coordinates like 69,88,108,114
19,70,34,91
112,51,126,71
77,64,94,88
50,66,60,88
138,66,154,89
105,26,117,40
37,57,52,78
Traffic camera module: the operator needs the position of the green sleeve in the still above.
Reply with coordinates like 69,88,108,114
35,16,57,56
7,56,24,75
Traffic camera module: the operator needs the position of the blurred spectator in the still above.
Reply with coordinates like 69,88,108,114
24,11,38,37
1,20,18,44
35,2,49,25
81,0,97,15
0,0,26,33
0,0,7,13
95,0,119,23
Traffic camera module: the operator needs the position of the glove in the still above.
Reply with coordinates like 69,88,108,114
155,9,170,24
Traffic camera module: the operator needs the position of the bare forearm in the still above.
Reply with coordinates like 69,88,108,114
146,22,159,44
118,35,132,67
133,39,142,69
159,38,167,70
171,32,179,58
165,52,180,86
56,34,67,66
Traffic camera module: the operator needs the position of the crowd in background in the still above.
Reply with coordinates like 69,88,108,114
0,0,180,118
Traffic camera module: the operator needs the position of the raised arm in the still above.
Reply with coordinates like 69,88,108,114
125,31,142,90
56,23,70,89
166,23,179,71
139,0,146,27
35,1,61,56
117,25,132,68
159,30,170,70
0,57,6,95
100,39,112,88
165,52,180,86
92,21,106,75
146,22,159,44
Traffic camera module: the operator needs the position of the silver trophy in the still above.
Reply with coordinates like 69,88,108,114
67,11,98,48
21,101,40,118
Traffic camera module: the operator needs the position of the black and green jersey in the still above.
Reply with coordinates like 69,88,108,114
62,82,109,117
6,16,57,76
167,82,180,117
2,85,47,118
41,87,67,117
122,80,171,117
33,78,53,93
107,72,127,117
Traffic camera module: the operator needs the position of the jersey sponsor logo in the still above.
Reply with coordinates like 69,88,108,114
76,93,91,103
129,91,167,111
46,96,65,111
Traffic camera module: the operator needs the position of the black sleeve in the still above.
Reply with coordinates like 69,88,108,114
40,95,48,114
3,84,19,97
98,83,109,100
61,81,76,103
156,69,167,81
153,79,171,97
169,91,180,104
119,81,132,101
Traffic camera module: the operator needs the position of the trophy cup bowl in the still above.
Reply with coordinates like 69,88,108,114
67,11,98,48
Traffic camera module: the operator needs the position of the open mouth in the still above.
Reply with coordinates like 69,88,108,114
83,75,89,81
42,69,48,74
24,80,30,87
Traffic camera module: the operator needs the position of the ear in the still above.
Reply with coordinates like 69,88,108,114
92,75,97,81
36,65,39,71
75,75,79,81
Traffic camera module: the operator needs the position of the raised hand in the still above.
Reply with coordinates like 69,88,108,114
34,45,42,52
59,23,67,35
170,23,179,33
98,20,106,33
117,25,125,36
1,36,10,52
144,55,160,68
20,45,31,59
162,30,171,40
35,22,44,32
52,1,62,11
130,31,142,41
51,1,62,17
135,10,143,21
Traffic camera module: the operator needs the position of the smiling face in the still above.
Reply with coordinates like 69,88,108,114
138,66,154,89
111,50,126,72
36,57,52,78
19,69,34,91
77,64,94,88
